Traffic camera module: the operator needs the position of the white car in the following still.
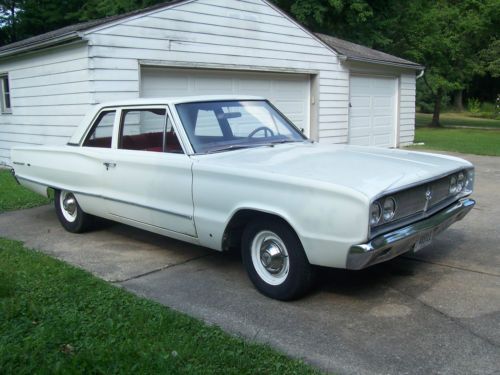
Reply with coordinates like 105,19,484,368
11,96,475,300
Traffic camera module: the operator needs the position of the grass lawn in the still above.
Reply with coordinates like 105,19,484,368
408,127,500,156
416,112,500,129
0,169,51,212
0,238,318,374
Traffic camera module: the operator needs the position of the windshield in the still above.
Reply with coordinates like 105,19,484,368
176,100,307,154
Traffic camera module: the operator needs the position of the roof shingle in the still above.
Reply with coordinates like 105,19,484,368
315,33,423,69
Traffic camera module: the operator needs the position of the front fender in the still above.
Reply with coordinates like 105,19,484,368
192,165,369,268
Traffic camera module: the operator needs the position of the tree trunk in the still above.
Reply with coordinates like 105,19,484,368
430,90,442,127
9,1,16,43
453,90,464,111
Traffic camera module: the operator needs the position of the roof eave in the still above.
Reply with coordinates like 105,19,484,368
0,32,83,59
341,55,424,70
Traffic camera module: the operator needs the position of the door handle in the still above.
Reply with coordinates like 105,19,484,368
103,162,117,170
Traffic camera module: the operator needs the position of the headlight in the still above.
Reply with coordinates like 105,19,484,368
456,172,465,192
370,202,382,225
382,197,397,221
464,169,474,194
449,175,457,194
449,169,474,196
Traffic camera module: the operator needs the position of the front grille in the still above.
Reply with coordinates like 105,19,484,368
391,175,452,222
370,170,468,238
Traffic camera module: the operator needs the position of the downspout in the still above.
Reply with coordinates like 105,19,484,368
412,69,426,146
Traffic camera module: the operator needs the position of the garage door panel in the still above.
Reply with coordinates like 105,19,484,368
350,77,371,90
373,134,391,146
274,100,304,113
373,116,393,127
351,96,371,108
236,78,272,92
349,135,370,146
351,118,372,134
373,78,395,92
373,96,393,108
194,77,233,91
349,75,397,147
141,67,310,135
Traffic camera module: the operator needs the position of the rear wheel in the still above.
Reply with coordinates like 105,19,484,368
55,190,93,233
241,218,313,300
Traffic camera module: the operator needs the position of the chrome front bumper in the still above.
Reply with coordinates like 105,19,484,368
346,198,475,270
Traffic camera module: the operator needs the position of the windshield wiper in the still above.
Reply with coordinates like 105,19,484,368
271,139,302,144
205,143,271,154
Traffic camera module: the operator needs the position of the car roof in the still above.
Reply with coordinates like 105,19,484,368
94,95,266,110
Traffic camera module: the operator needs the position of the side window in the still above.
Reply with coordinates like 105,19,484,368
1,74,11,113
119,108,184,154
83,111,116,148
120,108,165,152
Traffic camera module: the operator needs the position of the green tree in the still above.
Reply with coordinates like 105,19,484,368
77,0,165,21
0,0,20,44
275,0,498,126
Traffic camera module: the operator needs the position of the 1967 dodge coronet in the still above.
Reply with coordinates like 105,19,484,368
11,96,475,300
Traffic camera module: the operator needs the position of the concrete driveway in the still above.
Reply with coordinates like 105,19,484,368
1,151,499,374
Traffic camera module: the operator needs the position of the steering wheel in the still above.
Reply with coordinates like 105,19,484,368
247,126,275,138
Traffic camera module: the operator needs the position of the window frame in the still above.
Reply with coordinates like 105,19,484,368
81,110,117,148
115,105,187,155
1,74,12,114
118,106,167,152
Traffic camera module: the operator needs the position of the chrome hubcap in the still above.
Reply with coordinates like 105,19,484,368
63,195,76,215
251,231,289,286
260,240,287,274
60,190,78,223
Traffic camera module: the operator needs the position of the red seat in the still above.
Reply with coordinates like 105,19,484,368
166,131,183,153
84,136,112,148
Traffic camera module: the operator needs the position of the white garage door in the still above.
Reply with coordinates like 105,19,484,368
349,75,397,147
141,67,310,135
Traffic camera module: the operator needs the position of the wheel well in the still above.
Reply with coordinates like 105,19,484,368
222,209,296,251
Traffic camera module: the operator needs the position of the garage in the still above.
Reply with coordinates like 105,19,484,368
140,67,311,136
0,0,424,165
348,75,398,147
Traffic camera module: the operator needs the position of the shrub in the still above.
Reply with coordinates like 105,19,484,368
467,98,481,113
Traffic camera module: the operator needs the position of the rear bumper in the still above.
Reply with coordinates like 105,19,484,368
346,198,475,270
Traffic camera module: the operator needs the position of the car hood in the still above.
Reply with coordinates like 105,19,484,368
193,142,473,199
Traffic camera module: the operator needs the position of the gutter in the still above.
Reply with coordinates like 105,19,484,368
339,54,424,70
0,32,82,59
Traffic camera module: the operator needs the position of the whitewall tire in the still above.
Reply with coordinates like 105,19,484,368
242,218,313,300
55,190,93,233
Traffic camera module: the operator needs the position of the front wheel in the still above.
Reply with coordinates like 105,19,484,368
55,190,93,233
241,218,313,300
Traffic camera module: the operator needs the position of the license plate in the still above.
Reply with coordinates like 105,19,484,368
414,230,433,252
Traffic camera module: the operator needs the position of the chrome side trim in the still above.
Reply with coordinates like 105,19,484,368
347,198,475,270
15,175,193,221
108,212,196,238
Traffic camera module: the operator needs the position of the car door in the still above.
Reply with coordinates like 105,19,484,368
102,105,196,237
74,109,119,217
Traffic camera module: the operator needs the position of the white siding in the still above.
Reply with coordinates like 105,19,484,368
399,73,416,146
85,0,350,144
0,43,91,164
